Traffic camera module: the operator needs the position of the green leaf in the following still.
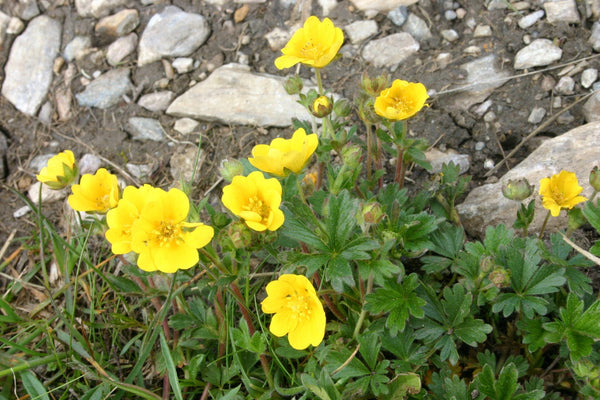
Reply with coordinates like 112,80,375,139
383,372,422,399
517,317,548,353
160,331,183,400
327,349,370,379
365,273,425,335
453,318,492,346
583,200,600,233
325,255,355,292
20,370,50,400
358,333,380,370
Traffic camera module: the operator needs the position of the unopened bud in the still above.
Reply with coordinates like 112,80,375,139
360,72,390,97
228,221,253,249
312,95,333,118
284,75,303,95
341,144,362,169
502,178,534,201
590,166,600,192
333,98,352,117
219,159,244,182
361,201,385,224
357,97,382,125
489,268,511,288
568,208,586,232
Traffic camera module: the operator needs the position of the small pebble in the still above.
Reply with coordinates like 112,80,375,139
483,159,495,169
527,107,546,124
581,68,598,88
445,10,457,20
475,141,485,151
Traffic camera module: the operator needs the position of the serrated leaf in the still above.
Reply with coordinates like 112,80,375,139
358,333,380,370
326,255,355,292
517,317,548,353
583,200,600,232
453,318,492,346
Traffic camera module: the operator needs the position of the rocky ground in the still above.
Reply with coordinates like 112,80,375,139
1,0,600,250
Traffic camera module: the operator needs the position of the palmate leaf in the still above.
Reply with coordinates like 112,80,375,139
476,363,545,400
544,293,600,361
365,273,425,336
416,283,492,365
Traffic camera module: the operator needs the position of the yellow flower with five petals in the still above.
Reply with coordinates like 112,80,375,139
539,170,588,217
131,187,214,273
261,274,326,350
248,128,318,177
221,171,285,232
275,16,344,70
68,168,119,213
374,79,429,121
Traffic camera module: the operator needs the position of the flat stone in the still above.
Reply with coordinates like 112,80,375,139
126,163,156,179
518,10,544,29
166,63,314,127
172,57,194,74
79,153,102,175
7,16,25,35
318,0,338,16
446,54,510,111
362,32,419,69
388,6,408,26
14,0,39,20
28,181,67,204
514,39,562,69
350,0,418,12
457,122,600,238
583,91,600,122
344,20,378,44
554,76,575,95
441,29,459,42
403,13,431,41
1,16,61,116
75,68,132,109
126,117,165,141
138,6,210,66
95,9,139,38
63,35,91,62
75,0,128,18
137,91,174,112
106,33,137,66
173,118,199,134
581,68,598,88
473,24,492,37
528,106,546,124
589,21,600,52
544,0,579,24
425,148,470,175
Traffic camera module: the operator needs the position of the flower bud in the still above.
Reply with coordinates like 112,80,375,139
361,201,385,224
502,178,534,201
357,97,382,125
590,166,600,192
568,208,586,232
311,95,333,118
360,72,390,97
301,171,318,195
219,159,244,183
284,75,303,95
333,98,352,117
341,144,362,169
489,268,511,288
227,221,253,249
36,150,79,190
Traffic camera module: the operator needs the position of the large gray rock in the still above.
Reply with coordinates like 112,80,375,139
75,68,132,109
362,32,419,69
1,16,61,116
75,0,128,18
446,55,510,111
137,6,210,66
166,63,314,127
350,0,418,12
457,122,600,238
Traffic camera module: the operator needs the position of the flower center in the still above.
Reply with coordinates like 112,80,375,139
550,186,566,205
152,221,182,247
391,95,415,114
300,41,322,60
244,196,270,222
285,289,312,321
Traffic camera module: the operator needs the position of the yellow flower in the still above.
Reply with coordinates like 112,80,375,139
105,185,159,255
539,170,588,217
36,150,78,189
131,187,214,273
221,171,285,232
248,128,318,177
261,274,326,350
374,79,429,121
68,168,119,213
275,16,344,69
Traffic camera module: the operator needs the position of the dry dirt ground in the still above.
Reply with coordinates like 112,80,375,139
0,0,597,253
